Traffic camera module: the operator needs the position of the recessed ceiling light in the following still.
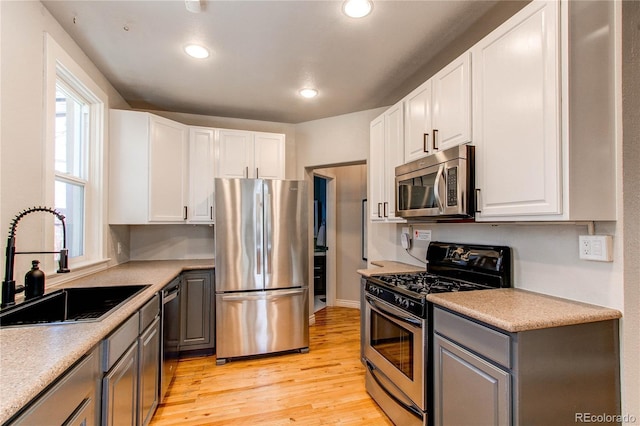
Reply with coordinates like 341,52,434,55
184,44,209,59
342,0,373,18
299,88,318,99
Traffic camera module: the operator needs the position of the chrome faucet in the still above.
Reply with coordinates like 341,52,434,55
1,206,71,308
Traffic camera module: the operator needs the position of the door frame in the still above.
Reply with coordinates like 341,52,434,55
311,170,336,311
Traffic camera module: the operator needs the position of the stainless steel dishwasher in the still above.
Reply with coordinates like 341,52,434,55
160,278,180,401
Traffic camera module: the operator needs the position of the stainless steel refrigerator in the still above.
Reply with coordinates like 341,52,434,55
214,178,309,364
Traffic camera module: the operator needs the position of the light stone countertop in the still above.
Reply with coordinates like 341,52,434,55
427,288,622,333
0,259,214,424
357,260,425,277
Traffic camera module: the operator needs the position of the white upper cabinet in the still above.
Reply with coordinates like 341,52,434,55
432,52,472,152
404,79,433,162
148,115,189,222
473,0,616,221
404,52,471,163
369,101,405,222
216,129,285,180
254,132,286,180
188,127,215,224
473,1,561,219
109,110,188,224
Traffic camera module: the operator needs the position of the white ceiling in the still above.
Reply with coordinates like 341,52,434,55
42,0,500,124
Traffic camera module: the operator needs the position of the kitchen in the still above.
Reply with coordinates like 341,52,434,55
0,0,639,425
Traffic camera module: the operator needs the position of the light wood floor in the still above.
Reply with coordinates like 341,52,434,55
150,307,393,425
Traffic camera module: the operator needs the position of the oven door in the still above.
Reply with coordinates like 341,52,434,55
364,293,426,411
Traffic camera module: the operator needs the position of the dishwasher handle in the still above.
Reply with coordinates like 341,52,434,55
163,285,180,304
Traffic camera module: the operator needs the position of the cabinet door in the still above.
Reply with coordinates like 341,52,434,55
188,127,215,223
138,317,160,426
369,114,386,221
254,132,285,179
216,129,255,179
180,271,214,351
102,342,139,426
434,335,510,426
473,1,561,219
433,51,472,151
383,102,404,222
404,79,433,162
148,115,188,222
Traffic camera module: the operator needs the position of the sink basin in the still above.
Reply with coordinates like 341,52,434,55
0,284,150,328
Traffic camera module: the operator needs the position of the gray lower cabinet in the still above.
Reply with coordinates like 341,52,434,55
138,315,161,425
434,334,510,425
8,347,101,425
180,270,215,352
102,342,139,426
433,306,621,426
102,293,161,426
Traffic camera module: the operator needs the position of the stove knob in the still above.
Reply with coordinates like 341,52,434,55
402,299,410,309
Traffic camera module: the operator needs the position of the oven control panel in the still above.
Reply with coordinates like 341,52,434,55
365,280,425,318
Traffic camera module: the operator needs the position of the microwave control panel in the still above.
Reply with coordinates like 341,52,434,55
447,167,458,206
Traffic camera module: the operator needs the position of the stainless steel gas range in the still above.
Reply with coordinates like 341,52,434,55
361,241,512,426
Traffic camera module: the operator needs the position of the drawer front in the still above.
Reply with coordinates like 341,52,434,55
102,312,140,372
10,348,99,425
434,307,511,368
139,293,160,332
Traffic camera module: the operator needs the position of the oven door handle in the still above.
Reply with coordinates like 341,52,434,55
365,359,424,420
365,295,423,328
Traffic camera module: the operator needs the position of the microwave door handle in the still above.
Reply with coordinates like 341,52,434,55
433,164,445,213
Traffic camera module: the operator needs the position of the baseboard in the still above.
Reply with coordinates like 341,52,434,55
309,313,316,326
335,299,360,309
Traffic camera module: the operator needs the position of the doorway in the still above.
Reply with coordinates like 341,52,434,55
313,173,331,312
308,163,367,314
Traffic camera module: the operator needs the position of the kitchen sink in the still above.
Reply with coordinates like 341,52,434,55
0,284,150,328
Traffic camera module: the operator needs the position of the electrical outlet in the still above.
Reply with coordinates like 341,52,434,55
579,235,613,262
414,229,432,242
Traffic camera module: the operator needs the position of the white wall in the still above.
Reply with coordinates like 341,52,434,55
295,107,385,178
0,1,130,287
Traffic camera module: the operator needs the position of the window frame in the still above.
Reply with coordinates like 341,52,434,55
44,33,108,279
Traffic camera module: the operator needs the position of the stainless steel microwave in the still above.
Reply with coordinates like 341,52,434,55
395,145,475,220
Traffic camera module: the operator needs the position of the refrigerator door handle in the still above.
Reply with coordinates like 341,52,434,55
256,192,263,275
220,289,305,301
265,192,272,275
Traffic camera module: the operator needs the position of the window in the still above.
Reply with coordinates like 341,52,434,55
54,82,88,258
45,33,107,274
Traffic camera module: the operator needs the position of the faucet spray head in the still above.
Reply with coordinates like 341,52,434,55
58,248,70,273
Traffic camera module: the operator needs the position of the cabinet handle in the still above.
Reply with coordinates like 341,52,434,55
475,189,482,213
183,206,188,220
377,203,382,218
210,206,213,220
383,202,389,218
423,133,429,153
245,166,249,178
256,168,259,178
433,129,439,151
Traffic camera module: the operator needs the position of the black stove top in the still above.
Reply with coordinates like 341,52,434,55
364,242,512,318
371,272,493,295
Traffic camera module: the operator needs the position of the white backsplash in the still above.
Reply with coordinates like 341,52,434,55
130,225,214,260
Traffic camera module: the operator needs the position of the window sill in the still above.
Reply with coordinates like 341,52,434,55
45,258,112,288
